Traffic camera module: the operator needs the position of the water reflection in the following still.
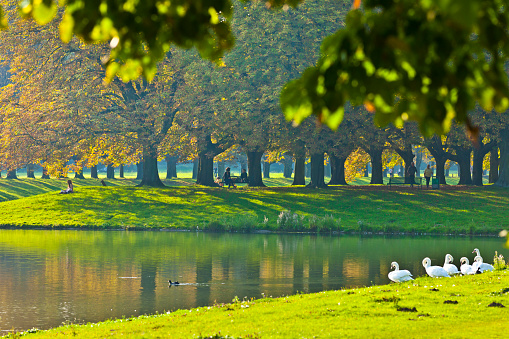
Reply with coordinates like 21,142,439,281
0,230,507,331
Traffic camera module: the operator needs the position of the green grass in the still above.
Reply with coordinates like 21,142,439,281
7,270,509,338
0,177,506,234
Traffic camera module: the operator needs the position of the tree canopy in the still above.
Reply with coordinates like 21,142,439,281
282,0,509,137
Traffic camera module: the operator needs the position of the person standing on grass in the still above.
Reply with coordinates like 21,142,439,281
223,167,236,188
407,162,417,187
424,164,433,188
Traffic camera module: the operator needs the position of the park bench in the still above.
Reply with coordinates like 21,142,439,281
218,176,248,187
387,176,422,189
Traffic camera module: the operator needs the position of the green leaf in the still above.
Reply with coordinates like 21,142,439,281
31,0,58,25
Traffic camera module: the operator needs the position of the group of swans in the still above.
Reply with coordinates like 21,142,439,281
389,248,494,282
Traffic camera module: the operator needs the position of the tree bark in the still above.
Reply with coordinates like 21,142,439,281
41,168,50,179
166,156,178,179
196,153,217,186
136,162,144,180
26,164,35,178
472,141,495,186
324,161,331,178
495,129,509,187
90,165,98,179
247,151,266,187
489,147,499,183
292,156,306,185
393,144,414,184
415,149,422,176
217,161,225,179
367,148,383,184
192,159,198,179
74,168,85,179
6,169,17,179
106,164,115,179
263,161,271,179
328,154,348,185
282,154,293,178
138,146,165,187
306,152,327,188
427,137,448,185
448,147,472,185
119,164,125,178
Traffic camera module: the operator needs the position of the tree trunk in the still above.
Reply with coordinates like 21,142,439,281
119,164,125,178
282,154,293,178
305,162,311,177
496,129,509,187
136,162,144,179
6,169,17,179
427,138,448,185
138,147,165,187
394,144,414,184
489,147,499,183
472,149,484,186
328,154,347,185
90,165,98,179
217,161,225,179
166,156,178,179
41,168,50,179
192,159,198,179
367,149,383,184
247,151,265,187
74,168,85,179
324,160,331,178
364,164,369,177
472,141,495,186
26,164,35,178
196,153,217,186
263,161,271,179
307,152,327,188
450,147,472,185
415,149,422,177
292,156,306,185
106,164,115,179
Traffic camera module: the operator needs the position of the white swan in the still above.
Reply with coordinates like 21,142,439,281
472,255,494,273
422,257,450,278
472,248,481,257
443,254,460,275
388,262,413,283
459,257,475,275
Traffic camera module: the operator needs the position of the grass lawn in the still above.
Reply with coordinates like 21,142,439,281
7,270,509,338
0,176,506,234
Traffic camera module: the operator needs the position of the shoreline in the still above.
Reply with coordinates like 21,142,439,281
5,270,509,338
0,225,504,237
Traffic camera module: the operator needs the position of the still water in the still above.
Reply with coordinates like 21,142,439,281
0,229,507,331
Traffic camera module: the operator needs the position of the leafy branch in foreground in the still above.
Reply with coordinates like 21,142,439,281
282,0,509,137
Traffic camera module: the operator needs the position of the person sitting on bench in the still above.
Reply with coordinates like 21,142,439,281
223,167,236,188
240,169,248,183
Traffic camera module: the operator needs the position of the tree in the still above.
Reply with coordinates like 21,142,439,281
0,6,186,185
282,0,509,137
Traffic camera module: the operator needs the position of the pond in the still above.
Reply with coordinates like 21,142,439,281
0,229,507,332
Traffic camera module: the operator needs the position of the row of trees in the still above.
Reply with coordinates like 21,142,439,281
0,0,505,188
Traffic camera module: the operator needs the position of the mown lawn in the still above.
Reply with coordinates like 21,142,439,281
0,177,506,234
7,270,509,338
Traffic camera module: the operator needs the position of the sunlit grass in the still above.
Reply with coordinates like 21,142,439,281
0,178,507,234
11,270,509,338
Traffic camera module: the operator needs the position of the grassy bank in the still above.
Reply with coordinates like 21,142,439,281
0,178,507,234
5,270,509,338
